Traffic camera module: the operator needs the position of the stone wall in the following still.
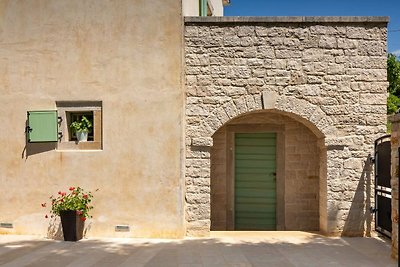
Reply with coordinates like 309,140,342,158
390,115,399,259
184,17,388,236
210,127,227,230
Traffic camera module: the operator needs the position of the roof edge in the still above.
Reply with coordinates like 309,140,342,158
184,16,389,24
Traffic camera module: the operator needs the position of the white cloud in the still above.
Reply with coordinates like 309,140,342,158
391,49,400,56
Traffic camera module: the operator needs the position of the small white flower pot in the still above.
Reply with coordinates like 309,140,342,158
76,131,88,142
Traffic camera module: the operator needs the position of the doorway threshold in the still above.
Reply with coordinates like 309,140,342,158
210,231,322,239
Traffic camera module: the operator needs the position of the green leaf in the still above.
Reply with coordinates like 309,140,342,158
387,93,400,114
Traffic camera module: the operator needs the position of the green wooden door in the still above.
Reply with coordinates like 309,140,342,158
234,132,277,230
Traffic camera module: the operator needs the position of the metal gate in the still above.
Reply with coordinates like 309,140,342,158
374,135,392,237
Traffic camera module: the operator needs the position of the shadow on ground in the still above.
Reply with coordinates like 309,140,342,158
0,232,396,267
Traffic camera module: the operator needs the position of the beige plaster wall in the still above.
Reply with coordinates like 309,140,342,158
210,111,320,231
182,0,200,16
207,0,224,16
0,0,184,238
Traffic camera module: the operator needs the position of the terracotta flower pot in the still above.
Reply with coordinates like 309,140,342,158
60,210,84,241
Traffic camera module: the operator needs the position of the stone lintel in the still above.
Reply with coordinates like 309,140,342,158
184,16,389,24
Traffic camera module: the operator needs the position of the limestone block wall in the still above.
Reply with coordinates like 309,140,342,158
184,17,388,236
390,114,399,259
284,116,320,230
210,128,227,230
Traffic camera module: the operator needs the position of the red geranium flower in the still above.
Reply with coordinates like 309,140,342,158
44,187,96,222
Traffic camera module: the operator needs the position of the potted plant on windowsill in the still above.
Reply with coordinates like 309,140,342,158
70,116,92,142
42,187,96,241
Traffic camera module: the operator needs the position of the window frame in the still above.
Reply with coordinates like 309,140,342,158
67,111,94,142
56,101,102,151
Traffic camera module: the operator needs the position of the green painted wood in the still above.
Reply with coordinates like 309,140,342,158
235,132,276,230
27,111,58,142
200,0,207,16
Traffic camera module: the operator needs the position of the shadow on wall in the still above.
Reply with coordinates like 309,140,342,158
47,217,92,241
21,120,56,159
342,155,373,237
47,217,63,240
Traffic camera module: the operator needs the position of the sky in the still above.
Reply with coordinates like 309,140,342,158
224,0,400,56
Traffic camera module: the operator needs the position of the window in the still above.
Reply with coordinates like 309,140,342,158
67,111,94,141
56,101,102,150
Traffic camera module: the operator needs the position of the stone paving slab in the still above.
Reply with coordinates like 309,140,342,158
0,232,397,267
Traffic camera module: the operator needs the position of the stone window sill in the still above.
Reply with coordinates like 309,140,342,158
57,141,102,151
56,101,102,151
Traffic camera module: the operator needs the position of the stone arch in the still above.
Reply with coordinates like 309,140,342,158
198,92,338,141
209,110,326,232
185,92,339,236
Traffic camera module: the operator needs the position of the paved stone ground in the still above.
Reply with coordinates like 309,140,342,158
0,232,397,267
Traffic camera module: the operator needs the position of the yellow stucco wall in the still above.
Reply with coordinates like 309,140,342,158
0,0,184,238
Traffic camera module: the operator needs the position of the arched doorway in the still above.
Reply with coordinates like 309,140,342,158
210,110,326,231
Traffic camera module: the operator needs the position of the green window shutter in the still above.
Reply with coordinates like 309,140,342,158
27,111,58,142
